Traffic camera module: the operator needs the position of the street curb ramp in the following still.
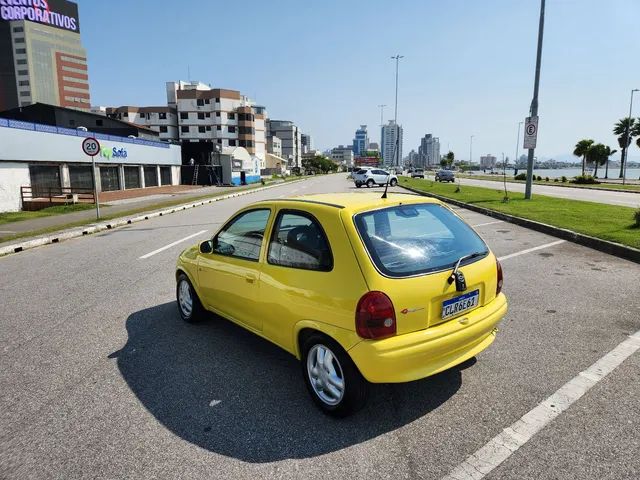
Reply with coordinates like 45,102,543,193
401,185,640,265
0,179,305,258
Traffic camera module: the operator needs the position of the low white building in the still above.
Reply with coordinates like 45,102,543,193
0,118,181,212
330,145,354,167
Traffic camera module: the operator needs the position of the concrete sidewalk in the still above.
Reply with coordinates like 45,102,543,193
0,183,258,243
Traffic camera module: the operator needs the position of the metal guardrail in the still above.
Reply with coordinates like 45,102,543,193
21,186,95,210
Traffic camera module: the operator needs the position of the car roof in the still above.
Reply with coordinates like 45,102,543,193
254,192,441,215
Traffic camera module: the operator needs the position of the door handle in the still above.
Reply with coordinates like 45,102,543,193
245,273,257,284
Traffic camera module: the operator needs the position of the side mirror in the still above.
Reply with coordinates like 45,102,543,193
199,240,213,254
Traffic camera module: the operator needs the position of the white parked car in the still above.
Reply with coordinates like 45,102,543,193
353,168,398,188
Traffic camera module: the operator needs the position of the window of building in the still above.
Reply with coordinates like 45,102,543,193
229,139,236,146
205,98,210,104
228,112,235,120
100,166,120,191
206,126,211,131
144,166,158,187
123,166,140,189
215,111,220,117
15,48,26,54
216,125,221,131
19,91,30,97
69,165,93,190
198,126,206,133
205,112,210,118
16,59,26,65
123,112,128,117
18,80,29,86
13,26,24,33
181,126,189,133
197,112,205,120
160,166,172,185
180,112,188,120
268,211,333,271
14,37,25,43
239,140,245,147
228,126,236,133
17,70,27,75
29,164,60,195
213,209,271,261
215,97,220,102
197,99,204,106
160,126,168,133
159,112,167,120
217,139,222,144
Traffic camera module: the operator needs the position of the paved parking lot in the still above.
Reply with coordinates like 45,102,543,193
1,174,638,479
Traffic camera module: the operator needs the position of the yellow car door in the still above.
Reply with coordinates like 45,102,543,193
197,208,271,332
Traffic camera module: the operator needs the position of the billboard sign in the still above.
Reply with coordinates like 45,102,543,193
0,0,80,33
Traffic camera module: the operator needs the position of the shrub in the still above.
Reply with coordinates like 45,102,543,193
571,175,600,184
554,178,559,182
635,209,640,227
536,175,542,181
514,173,527,180
260,179,265,185
561,176,567,183
545,177,549,182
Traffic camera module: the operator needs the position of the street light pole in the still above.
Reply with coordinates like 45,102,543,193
525,0,545,200
391,54,403,167
622,89,639,185
515,121,523,172
469,135,474,164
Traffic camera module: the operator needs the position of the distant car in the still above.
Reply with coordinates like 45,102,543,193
353,169,398,188
175,193,507,416
436,170,455,182
411,169,425,179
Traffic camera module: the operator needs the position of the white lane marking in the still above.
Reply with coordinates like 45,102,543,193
139,230,207,259
472,221,504,228
443,330,640,480
497,240,565,261
209,399,221,407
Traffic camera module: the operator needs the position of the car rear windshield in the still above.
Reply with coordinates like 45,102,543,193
354,203,488,277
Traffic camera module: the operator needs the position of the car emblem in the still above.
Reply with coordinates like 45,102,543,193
400,307,425,314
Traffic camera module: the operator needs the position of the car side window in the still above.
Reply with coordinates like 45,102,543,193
213,209,270,261
267,211,333,271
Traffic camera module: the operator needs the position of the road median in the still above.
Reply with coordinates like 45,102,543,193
400,177,640,264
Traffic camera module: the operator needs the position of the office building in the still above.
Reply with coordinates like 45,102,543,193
106,106,179,142
267,120,302,167
418,134,440,167
267,135,282,157
330,145,354,167
405,149,419,167
381,120,403,167
301,133,313,153
0,0,90,111
480,154,497,169
352,125,369,156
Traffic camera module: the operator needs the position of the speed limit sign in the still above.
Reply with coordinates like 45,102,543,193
82,137,101,157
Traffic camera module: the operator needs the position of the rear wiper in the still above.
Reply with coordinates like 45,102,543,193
447,251,486,291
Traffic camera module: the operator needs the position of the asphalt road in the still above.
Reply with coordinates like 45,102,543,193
430,174,640,207
1,174,639,479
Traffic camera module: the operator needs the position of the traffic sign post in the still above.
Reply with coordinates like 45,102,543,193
82,137,101,220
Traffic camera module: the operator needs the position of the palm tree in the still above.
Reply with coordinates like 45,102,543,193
587,143,616,178
603,145,618,179
613,117,637,178
634,119,640,149
444,151,455,167
573,139,594,176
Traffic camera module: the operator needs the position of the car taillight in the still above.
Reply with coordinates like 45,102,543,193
356,291,396,339
496,259,503,295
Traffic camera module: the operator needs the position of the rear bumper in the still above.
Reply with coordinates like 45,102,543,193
348,293,507,383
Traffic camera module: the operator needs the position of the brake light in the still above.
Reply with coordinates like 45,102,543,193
496,259,503,295
356,291,396,339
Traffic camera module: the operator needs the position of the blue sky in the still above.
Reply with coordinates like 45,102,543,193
80,0,640,162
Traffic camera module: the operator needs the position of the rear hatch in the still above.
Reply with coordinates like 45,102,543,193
349,202,498,334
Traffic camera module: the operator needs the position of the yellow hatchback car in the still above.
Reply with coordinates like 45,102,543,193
176,192,507,416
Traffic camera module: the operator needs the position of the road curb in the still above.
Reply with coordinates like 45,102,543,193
0,179,306,258
401,185,640,265
454,176,640,195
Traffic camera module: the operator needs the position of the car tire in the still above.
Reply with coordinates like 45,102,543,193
301,333,368,417
366,179,374,188
390,178,398,186
176,273,206,323
355,182,362,188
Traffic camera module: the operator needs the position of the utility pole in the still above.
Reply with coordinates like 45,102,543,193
525,0,546,200
391,55,403,166
469,135,474,164
622,89,639,185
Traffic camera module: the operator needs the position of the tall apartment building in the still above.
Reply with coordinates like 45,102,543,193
267,120,302,167
381,120,403,167
418,133,440,167
106,106,179,142
480,154,497,169
301,133,313,153
352,125,369,156
0,0,90,111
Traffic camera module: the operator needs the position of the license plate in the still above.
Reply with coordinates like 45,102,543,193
442,289,479,320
